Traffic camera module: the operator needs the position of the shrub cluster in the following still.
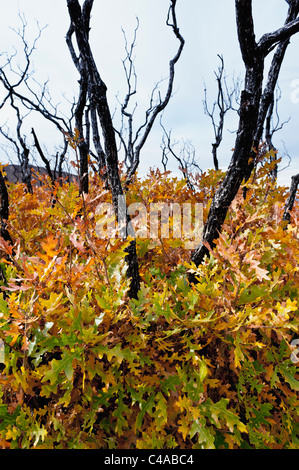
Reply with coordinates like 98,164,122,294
0,159,298,448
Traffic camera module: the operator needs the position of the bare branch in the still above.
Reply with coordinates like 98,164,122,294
31,127,54,184
117,17,139,168
160,119,195,190
203,55,240,170
258,17,299,56
244,0,299,181
125,0,185,186
0,15,71,187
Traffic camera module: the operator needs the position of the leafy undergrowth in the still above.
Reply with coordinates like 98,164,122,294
0,159,298,449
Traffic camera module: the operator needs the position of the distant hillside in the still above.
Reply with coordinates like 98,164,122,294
2,164,77,185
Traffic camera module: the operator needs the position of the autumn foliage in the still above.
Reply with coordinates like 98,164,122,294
0,154,298,449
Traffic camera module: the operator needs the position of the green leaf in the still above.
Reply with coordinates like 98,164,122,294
203,398,247,434
136,239,151,258
0,293,9,317
135,393,156,432
160,374,181,395
234,333,245,368
199,359,209,382
279,364,299,391
237,284,268,306
42,349,81,385
249,403,273,429
0,405,21,431
112,390,132,436
190,418,215,449
270,366,280,388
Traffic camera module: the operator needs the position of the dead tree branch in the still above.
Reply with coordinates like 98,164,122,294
282,173,299,223
190,0,299,273
160,118,201,190
0,15,71,184
123,0,185,186
203,55,240,171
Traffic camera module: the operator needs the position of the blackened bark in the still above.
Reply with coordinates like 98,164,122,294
190,0,299,272
89,103,106,173
0,167,12,297
0,168,12,244
21,148,33,194
31,128,55,185
265,100,278,182
57,139,69,181
76,73,89,194
66,0,140,298
282,174,299,223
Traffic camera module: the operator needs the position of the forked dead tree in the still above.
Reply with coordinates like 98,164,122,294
191,0,299,271
66,0,184,298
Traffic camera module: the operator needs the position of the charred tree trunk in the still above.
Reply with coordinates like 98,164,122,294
76,75,89,194
31,127,55,185
66,0,140,298
21,148,33,194
66,17,90,194
191,0,299,272
0,168,12,244
282,173,299,224
0,167,12,297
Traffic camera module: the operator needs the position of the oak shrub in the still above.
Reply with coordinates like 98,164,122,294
0,155,298,449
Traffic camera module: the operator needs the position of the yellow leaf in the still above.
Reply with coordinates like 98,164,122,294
5,427,19,441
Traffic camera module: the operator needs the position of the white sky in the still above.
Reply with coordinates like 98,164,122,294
0,0,298,185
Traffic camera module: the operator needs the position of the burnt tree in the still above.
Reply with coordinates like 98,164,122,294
0,168,12,244
66,0,141,297
191,0,299,272
283,173,299,223
66,0,184,298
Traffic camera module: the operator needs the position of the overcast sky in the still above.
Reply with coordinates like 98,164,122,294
0,0,298,185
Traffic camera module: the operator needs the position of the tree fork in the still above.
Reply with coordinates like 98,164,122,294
190,0,299,275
